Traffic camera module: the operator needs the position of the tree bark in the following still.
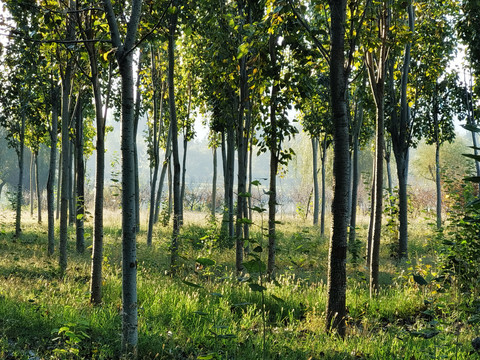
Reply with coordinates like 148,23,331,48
211,145,217,219
30,150,34,217
326,0,349,336
102,0,143,355
47,83,58,255
59,64,72,274
168,7,181,274
320,137,328,237
312,137,319,226
267,33,280,278
35,152,42,223
389,4,414,259
75,96,85,254
15,112,26,239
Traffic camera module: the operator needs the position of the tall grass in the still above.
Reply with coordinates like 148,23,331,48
0,209,478,359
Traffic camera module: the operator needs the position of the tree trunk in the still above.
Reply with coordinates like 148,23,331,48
349,90,364,258
326,0,349,336
154,122,172,224
365,4,389,297
320,137,328,237
211,145,217,219
168,8,181,274
75,96,85,254
102,0,143,354
56,150,61,220
35,152,42,223
267,34,279,278
434,93,442,229
15,112,26,239
312,137,319,226
30,150,34,217
89,59,111,305
147,48,162,246
389,4,414,259
59,65,72,274
133,50,144,234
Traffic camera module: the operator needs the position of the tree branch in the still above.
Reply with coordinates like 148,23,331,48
287,0,330,63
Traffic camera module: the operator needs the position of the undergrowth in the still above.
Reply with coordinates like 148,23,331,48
0,211,478,359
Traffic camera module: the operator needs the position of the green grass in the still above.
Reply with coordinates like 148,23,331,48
0,209,479,359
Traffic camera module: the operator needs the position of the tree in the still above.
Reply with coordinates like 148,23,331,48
363,0,389,296
326,0,350,336
102,0,143,355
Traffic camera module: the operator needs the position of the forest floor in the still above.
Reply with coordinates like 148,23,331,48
0,209,479,359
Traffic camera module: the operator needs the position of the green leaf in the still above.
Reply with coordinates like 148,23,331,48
243,259,266,273
197,353,215,359
271,294,285,303
253,246,263,253
248,283,267,292
413,274,428,286
218,334,236,339
250,206,266,213
194,311,209,316
182,280,203,289
196,258,216,267
251,180,261,186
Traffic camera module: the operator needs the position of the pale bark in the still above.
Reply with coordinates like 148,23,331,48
47,84,59,255
102,0,143,355
312,137,319,226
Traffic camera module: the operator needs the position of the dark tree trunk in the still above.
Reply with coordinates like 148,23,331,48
320,137,328,237
168,8,181,274
59,67,72,274
389,4,414,259
75,96,85,254
15,112,26,239
349,90,364,257
56,150,61,220
267,34,280,278
35,152,42,223
326,0,349,336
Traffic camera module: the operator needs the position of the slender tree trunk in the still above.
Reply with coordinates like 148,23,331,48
35,152,42,223
267,34,279,278
75,97,85,254
59,67,72,274
365,4,389,297
154,122,172,224
68,137,75,226
320,137,328,237
326,0,349,336
47,84,59,255
180,134,188,224
89,60,111,305
15,112,26,239
349,92,363,256
168,9,181,274
147,48,161,246
133,50,144,233
211,145,217,219
370,99,385,297
30,151,34,217
102,0,143,354
434,95,442,229
56,150,61,220
390,4,414,259
312,137,319,226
